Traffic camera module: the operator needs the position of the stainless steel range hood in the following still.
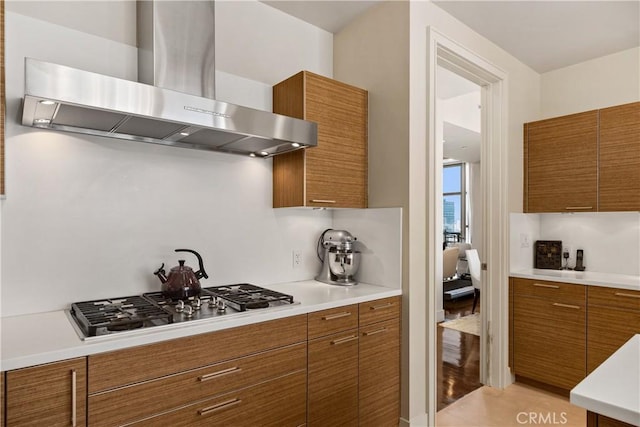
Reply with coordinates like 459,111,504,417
21,2,317,158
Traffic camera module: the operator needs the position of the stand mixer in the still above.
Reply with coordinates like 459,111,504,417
315,229,361,286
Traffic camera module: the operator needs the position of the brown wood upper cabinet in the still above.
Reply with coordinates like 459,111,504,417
599,102,640,211
272,71,368,208
5,357,87,427
524,102,640,212
524,110,598,212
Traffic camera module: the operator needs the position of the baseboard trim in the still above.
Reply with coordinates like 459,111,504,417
436,309,445,323
399,412,430,426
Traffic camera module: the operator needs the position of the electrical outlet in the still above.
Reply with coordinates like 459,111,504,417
563,245,572,257
292,250,302,269
520,233,530,248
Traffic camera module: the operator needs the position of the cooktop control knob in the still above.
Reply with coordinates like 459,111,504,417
183,305,194,318
217,299,226,312
208,297,217,308
193,296,202,310
175,300,185,313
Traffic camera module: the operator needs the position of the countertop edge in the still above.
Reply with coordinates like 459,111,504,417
570,335,640,426
2,281,402,371
510,269,640,291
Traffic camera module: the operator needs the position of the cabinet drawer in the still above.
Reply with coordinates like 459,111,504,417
512,278,585,303
125,370,307,427
359,318,400,426
308,305,358,340
89,343,306,426
513,294,586,390
359,296,401,327
308,329,359,426
587,286,640,311
89,314,307,393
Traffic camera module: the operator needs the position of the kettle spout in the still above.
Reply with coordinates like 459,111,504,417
154,263,168,284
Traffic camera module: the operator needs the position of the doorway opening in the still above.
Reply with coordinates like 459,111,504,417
422,27,510,426
436,65,483,411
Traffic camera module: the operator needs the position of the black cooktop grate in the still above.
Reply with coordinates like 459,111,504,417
70,296,172,337
202,284,294,311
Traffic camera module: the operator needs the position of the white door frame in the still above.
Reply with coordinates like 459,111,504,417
424,27,511,424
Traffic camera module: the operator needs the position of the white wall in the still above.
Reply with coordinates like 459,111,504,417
510,213,640,276
1,4,336,317
540,47,640,118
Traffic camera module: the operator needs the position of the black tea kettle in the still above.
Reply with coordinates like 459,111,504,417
154,249,208,300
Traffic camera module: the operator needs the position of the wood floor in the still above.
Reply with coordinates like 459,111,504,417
438,295,482,411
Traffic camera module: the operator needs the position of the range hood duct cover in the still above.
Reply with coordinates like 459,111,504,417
21,1,317,157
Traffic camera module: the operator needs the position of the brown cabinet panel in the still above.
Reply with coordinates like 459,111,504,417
524,111,598,212
89,314,307,393
512,293,586,390
127,370,307,427
308,329,359,426
587,305,640,374
273,71,368,208
308,304,358,340
359,296,401,327
588,286,640,311
89,343,307,426
1,372,4,427
5,357,86,427
359,318,400,426
512,277,586,303
599,102,640,211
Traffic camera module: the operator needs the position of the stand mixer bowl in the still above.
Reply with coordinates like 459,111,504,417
328,250,361,282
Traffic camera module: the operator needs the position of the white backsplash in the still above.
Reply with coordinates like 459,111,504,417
511,212,640,276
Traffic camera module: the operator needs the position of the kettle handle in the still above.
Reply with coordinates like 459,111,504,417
175,249,209,279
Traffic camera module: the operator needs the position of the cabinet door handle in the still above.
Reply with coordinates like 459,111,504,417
198,398,242,416
552,302,580,310
363,327,387,336
533,283,560,289
331,334,358,345
565,206,593,210
71,369,77,427
370,302,394,310
198,366,241,382
614,292,640,299
322,311,352,321
310,199,336,204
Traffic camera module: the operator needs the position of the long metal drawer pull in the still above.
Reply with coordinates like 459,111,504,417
565,206,593,210
71,369,77,427
533,283,560,289
198,398,242,416
363,327,387,336
552,302,580,310
310,199,336,203
331,335,358,345
614,292,640,299
198,366,242,382
370,302,394,310
322,312,351,321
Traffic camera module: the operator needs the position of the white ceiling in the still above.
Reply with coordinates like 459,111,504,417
262,0,640,74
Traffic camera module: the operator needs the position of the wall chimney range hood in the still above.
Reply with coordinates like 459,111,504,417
21,2,317,158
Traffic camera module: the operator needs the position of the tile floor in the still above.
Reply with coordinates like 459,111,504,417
436,382,587,427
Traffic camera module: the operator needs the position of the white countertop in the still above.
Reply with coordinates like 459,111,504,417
571,335,640,426
1,280,401,372
510,269,640,291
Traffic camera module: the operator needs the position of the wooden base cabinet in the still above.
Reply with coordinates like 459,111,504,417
587,286,640,373
359,297,401,426
272,71,368,209
5,357,86,427
511,278,586,391
587,411,637,427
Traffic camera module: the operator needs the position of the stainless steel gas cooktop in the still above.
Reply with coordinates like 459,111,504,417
69,284,296,339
